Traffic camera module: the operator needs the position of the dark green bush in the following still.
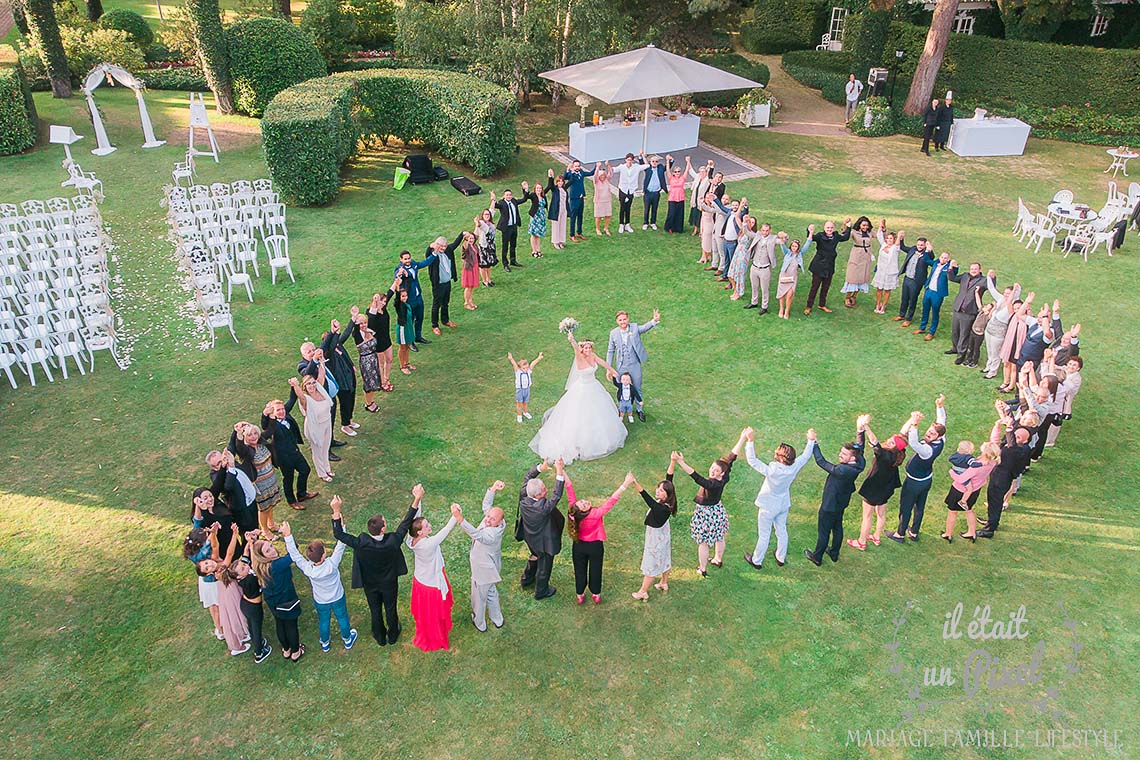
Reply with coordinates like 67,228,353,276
99,8,154,49
262,68,517,205
780,49,852,104
345,0,395,50
849,95,894,136
224,16,327,117
690,53,770,108
300,0,355,67
883,21,1140,116
142,65,208,90
0,50,37,156
740,0,828,54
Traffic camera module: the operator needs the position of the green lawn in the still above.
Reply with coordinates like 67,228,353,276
0,89,1136,759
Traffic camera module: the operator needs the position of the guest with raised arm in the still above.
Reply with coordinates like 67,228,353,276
1046,355,1083,448
741,221,778,314
458,480,507,632
491,188,526,270
475,206,498,285
913,253,954,342
543,171,569,250
563,159,596,242
871,223,902,314
841,216,875,309
641,153,667,230
675,430,747,577
941,439,999,543
407,497,462,651
804,415,868,566
997,292,1035,392
348,308,381,411
364,276,399,395
688,160,714,242
282,514,358,653
290,369,334,483
522,178,548,257
894,236,936,326
248,536,305,662
947,261,988,364
331,485,422,646
629,460,678,600
261,395,318,511
663,155,689,233
422,232,465,336
698,191,722,269
978,401,1032,539
566,472,632,604
517,458,568,600
209,531,251,657
592,161,614,236
611,153,648,234
228,421,281,537
980,272,1020,379
394,249,431,345
458,230,480,311
776,232,809,320
230,552,272,663
507,350,544,423
847,423,906,552
805,217,852,315
742,426,816,570
886,395,947,543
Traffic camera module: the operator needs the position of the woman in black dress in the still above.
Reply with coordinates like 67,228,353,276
366,274,401,392
848,425,906,552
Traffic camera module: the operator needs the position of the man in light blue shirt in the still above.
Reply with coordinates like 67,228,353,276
642,155,667,230
422,233,464,335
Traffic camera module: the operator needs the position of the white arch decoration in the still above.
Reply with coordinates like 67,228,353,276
83,63,166,156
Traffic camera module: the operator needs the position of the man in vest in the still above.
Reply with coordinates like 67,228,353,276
887,394,947,543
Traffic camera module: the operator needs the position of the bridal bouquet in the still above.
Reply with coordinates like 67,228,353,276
558,317,579,335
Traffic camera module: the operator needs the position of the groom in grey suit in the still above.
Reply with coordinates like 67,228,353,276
606,308,660,422
458,480,507,632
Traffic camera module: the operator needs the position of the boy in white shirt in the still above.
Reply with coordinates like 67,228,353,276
508,350,544,422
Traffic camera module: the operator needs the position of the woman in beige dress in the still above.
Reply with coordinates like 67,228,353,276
291,359,334,482
698,191,718,265
841,216,876,308
546,171,569,250
592,161,614,236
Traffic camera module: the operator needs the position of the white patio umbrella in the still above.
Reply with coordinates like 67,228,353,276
540,45,763,153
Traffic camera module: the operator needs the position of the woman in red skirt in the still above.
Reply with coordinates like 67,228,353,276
407,501,462,651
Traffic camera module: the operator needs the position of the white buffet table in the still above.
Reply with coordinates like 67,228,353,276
948,117,1031,157
569,114,700,163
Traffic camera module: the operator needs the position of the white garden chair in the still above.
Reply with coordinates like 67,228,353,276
1013,198,1034,238
253,178,273,193
1062,221,1115,261
233,237,260,277
80,323,120,370
203,302,237,346
265,234,294,283
17,336,54,385
63,162,103,197
1051,189,1074,205
0,203,18,218
218,246,254,302
50,329,87,379
1025,214,1057,253
172,152,196,187
70,194,96,211
0,344,18,388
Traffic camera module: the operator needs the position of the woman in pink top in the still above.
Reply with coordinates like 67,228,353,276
941,441,999,544
663,156,690,233
566,473,633,604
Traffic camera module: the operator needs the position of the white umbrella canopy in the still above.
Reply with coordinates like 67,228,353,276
539,44,763,104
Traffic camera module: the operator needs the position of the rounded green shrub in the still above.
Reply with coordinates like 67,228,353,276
99,8,154,50
0,50,37,156
224,16,327,117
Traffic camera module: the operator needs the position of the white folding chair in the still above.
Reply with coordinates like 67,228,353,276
265,234,295,283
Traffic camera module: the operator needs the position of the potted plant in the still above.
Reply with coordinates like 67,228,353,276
737,89,779,128
575,94,592,127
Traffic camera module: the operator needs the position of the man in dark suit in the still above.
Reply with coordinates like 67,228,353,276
935,92,954,151
894,236,935,325
921,98,940,155
947,262,989,363
394,249,431,347
915,252,954,341
804,417,867,566
207,449,258,535
492,189,526,271
331,486,421,645
562,160,595,241
424,233,463,336
517,458,566,599
978,411,1032,538
261,394,319,510
805,217,852,315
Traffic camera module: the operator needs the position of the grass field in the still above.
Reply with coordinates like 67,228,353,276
0,88,1137,759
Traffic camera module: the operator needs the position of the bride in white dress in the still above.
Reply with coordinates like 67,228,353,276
529,331,628,464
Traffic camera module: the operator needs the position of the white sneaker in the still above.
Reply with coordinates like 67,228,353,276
523,412,532,419
214,628,225,641
628,414,634,422
650,224,657,230
617,225,624,234
517,415,523,423
642,224,648,230
230,643,251,656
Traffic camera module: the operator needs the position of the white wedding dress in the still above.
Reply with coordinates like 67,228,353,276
528,360,628,464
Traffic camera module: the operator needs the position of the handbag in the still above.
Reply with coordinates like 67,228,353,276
514,504,524,542
325,373,339,398
779,271,796,285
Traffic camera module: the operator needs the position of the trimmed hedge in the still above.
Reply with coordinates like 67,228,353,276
142,65,208,90
780,49,852,104
224,16,327,117
883,21,1140,116
99,8,154,50
690,54,770,108
0,50,37,156
262,68,517,205
740,0,828,54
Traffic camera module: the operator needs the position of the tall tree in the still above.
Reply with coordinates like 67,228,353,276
902,0,958,116
24,0,72,98
275,0,291,18
996,0,1094,41
185,0,235,113
86,0,104,21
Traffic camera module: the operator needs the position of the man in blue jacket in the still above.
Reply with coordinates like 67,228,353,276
914,252,955,341
804,415,868,566
563,160,595,242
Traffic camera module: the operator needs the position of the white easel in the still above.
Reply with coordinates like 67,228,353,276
188,93,220,163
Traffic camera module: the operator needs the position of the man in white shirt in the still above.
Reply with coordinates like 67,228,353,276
845,74,864,121
283,516,358,652
610,152,649,234
459,480,508,632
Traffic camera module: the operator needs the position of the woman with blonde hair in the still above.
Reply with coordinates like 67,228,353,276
249,537,305,661
942,441,1000,543
228,422,282,537
290,358,334,482
776,232,810,320
592,161,614,236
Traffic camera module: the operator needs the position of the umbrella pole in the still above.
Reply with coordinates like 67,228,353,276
642,97,650,154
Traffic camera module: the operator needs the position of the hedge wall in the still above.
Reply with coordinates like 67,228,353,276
883,21,1140,116
225,16,327,117
262,68,517,206
690,54,770,108
141,65,208,91
780,49,852,104
740,0,828,54
0,50,37,156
